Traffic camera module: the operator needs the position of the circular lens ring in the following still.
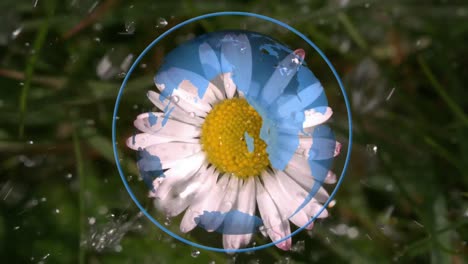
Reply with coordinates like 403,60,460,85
112,11,353,253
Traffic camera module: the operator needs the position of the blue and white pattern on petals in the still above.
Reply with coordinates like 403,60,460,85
126,30,341,250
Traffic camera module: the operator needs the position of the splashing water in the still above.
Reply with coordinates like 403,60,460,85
156,18,168,28
84,213,142,252
366,144,378,155
190,249,200,258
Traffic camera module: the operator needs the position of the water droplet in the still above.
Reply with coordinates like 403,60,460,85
11,26,23,39
25,42,30,47
124,21,136,34
386,87,396,101
278,66,290,76
415,37,431,49
191,250,200,258
164,216,172,226
40,197,47,202
366,144,378,155
118,72,126,78
120,54,134,73
339,39,351,53
331,223,348,236
18,155,36,167
14,226,20,230
413,220,424,228
85,119,95,126
93,23,103,31
25,198,39,208
88,217,96,225
33,0,39,8
65,173,72,180
27,140,34,144
98,206,108,215
88,1,99,13
171,95,179,103
385,184,394,192
114,245,122,252
54,208,60,214
291,240,305,252
364,2,370,8
94,37,101,43
156,18,168,28
347,227,359,239
140,63,147,69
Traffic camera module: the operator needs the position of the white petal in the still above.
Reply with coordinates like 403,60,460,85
199,42,221,80
296,137,313,156
255,176,292,251
155,67,214,116
180,172,226,233
147,90,205,125
153,152,205,201
134,112,200,138
220,34,252,97
222,72,237,99
168,85,211,117
260,49,305,105
175,80,214,110
218,176,240,212
295,136,341,160
325,171,337,184
155,161,213,217
209,72,235,99
286,153,337,184
126,133,198,150
274,170,328,220
284,154,330,203
303,107,333,129
261,171,311,230
203,82,225,104
223,178,256,249
144,142,201,169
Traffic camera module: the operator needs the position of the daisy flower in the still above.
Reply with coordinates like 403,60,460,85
127,30,341,250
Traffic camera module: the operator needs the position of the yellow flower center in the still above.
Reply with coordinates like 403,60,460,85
201,98,270,179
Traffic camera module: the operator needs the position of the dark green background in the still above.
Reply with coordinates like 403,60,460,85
0,0,467,263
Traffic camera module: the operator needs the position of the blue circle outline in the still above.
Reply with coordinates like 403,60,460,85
112,11,352,253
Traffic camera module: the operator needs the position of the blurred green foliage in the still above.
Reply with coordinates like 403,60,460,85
0,0,467,263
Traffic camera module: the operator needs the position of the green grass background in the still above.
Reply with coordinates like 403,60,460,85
0,0,467,263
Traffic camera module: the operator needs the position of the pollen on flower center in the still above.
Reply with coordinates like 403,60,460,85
201,98,270,178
